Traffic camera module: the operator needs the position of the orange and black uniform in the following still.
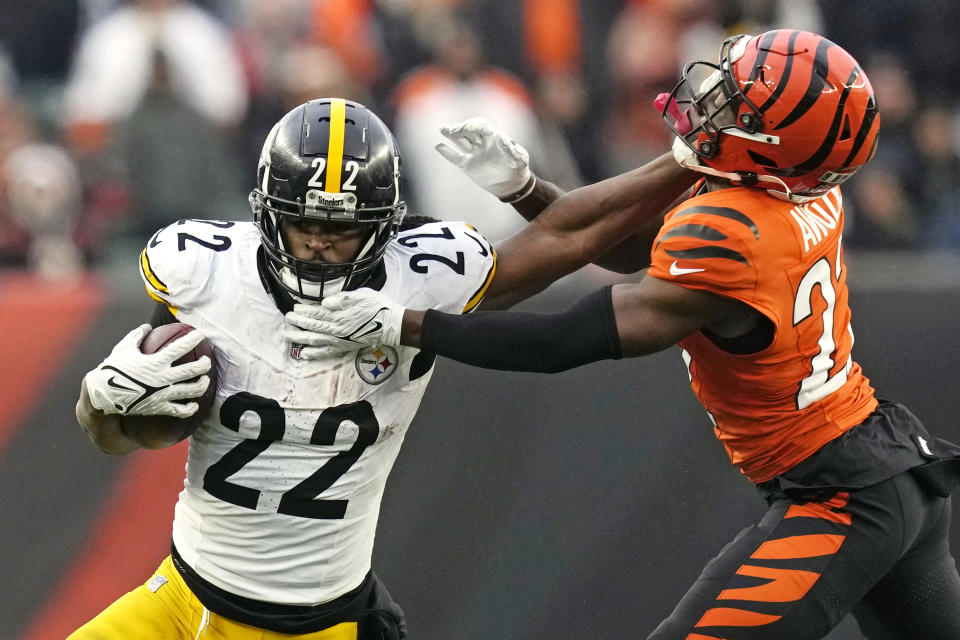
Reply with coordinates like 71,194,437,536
649,186,877,483
418,183,960,639
640,186,960,638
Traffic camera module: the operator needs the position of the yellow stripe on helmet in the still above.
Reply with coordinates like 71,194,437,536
326,98,346,193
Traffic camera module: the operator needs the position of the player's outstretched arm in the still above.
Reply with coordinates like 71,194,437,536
301,279,748,372
402,275,736,370
481,154,697,310
436,119,696,304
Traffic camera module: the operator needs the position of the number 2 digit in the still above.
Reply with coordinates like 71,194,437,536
278,402,379,519
203,392,284,509
308,158,326,187
399,226,466,274
792,248,850,410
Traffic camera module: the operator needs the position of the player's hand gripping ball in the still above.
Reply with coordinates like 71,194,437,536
119,323,217,449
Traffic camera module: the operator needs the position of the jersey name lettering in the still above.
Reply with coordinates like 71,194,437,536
790,189,842,252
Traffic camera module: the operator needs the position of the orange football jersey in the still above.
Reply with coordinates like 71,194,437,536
648,186,878,483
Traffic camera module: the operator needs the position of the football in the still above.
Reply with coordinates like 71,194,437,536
120,322,218,449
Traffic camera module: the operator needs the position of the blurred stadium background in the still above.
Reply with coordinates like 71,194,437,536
0,1,957,639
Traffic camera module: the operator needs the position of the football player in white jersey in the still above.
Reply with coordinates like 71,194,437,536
74,98,694,639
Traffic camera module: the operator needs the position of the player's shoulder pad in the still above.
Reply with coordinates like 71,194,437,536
649,190,761,293
391,220,496,314
140,219,246,308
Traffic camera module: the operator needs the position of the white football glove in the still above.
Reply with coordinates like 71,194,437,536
84,324,212,418
671,135,702,170
435,117,532,198
284,290,406,360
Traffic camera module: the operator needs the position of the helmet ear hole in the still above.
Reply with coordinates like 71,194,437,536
739,112,759,132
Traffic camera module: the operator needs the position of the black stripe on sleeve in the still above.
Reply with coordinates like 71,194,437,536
671,206,759,240
666,246,750,265
656,224,729,248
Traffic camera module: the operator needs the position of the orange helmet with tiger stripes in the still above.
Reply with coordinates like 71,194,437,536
661,29,881,202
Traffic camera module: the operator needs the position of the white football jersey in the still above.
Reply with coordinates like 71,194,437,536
139,218,495,605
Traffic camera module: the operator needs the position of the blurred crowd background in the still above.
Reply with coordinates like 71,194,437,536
1,0,959,281
0,5,956,638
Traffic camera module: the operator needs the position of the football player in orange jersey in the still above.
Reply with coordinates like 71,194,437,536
294,30,960,639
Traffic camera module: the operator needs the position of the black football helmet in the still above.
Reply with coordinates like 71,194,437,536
250,98,406,301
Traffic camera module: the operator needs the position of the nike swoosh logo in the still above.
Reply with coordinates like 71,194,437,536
353,321,383,340
107,376,139,393
669,260,706,276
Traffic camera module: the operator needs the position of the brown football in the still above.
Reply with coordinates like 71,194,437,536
120,322,217,449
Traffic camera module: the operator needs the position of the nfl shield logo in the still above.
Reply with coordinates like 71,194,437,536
290,343,305,360
355,345,399,384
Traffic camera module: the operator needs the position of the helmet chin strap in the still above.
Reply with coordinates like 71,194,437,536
673,136,746,183
671,137,817,203
760,177,820,203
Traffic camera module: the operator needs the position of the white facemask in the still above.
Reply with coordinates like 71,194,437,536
278,268,346,301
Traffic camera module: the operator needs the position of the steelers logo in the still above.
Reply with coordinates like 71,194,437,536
355,345,399,385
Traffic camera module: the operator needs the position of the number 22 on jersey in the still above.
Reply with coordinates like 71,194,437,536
203,392,379,519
